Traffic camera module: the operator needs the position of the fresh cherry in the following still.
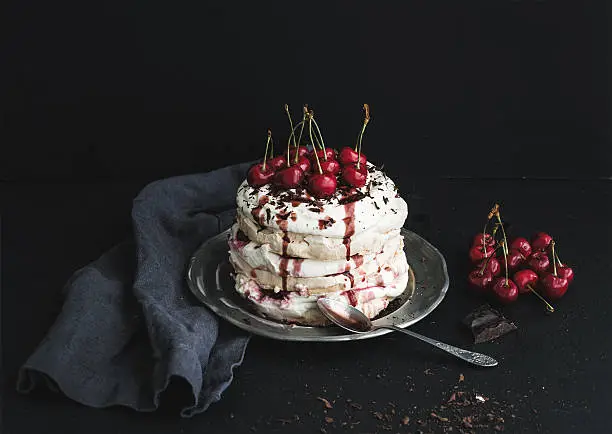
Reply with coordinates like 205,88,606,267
310,148,336,162
268,155,287,171
513,269,556,312
472,233,496,248
296,155,312,173
275,166,304,188
469,245,495,264
510,237,532,258
319,158,341,175
491,277,519,303
338,146,367,166
532,232,553,252
527,251,550,274
308,173,337,198
541,273,569,299
247,163,275,186
501,249,526,272
556,264,574,284
477,257,501,277
289,146,309,161
468,269,494,293
342,164,368,188
513,269,539,294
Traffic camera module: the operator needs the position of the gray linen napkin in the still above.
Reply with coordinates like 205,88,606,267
17,162,253,417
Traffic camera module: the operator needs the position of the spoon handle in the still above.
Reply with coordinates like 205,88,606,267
383,326,498,367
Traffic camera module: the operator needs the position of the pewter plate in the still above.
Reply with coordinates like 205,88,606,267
186,228,449,342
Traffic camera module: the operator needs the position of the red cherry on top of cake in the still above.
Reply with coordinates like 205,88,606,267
342,164,367,187
268,155,287,171
275,165,304,188
308,173,337,198
247,163,275,186
289,146,309,161
295,155,311,173
310,148,336,162
319,158,341,175
339,147,367,166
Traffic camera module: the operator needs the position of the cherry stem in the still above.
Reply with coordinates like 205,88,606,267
284,104,296,149
286,125,292,167
494,205,509,285
527,284,555,313
355,104,370,170
296,105,308,151
482,221,488,251
551,240,557,276
287,120,306,164
478,244,503,275
262,129,272,171
308,113,323,174
491,221,501,239
311,117,328,160
555,252,564,267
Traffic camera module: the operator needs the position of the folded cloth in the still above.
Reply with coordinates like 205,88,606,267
17,162,253,417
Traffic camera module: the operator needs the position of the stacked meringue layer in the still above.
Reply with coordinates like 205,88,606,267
228,163,409,326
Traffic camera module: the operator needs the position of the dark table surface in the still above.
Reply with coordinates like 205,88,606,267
3,172,612,434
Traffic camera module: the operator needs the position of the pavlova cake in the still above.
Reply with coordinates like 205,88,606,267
228,105,409,326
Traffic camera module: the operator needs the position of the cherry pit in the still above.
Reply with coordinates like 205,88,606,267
467,204,575,313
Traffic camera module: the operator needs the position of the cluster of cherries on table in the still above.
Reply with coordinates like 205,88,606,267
247,104,371,198
468,206,575,312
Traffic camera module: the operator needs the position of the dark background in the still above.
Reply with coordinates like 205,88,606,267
3,2,612,434
3,1,610,181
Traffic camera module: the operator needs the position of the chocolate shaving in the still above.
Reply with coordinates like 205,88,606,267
338,191,367,205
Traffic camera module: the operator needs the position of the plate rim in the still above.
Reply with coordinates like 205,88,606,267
186,228,450,342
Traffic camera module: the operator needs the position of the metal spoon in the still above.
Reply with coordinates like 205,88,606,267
317,298,498,367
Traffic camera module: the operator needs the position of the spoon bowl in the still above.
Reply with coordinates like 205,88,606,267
317,298,372,333
317,298,498,367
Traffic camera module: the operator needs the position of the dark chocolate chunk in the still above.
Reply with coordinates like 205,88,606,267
462,304,517,343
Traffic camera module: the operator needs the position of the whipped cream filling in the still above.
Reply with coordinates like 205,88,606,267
229,246,408,294
229,223,404,277
236,163,408,238
233,270,409,326
237,212,403,260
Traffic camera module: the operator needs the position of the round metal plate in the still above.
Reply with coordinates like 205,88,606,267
186,228,449,342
